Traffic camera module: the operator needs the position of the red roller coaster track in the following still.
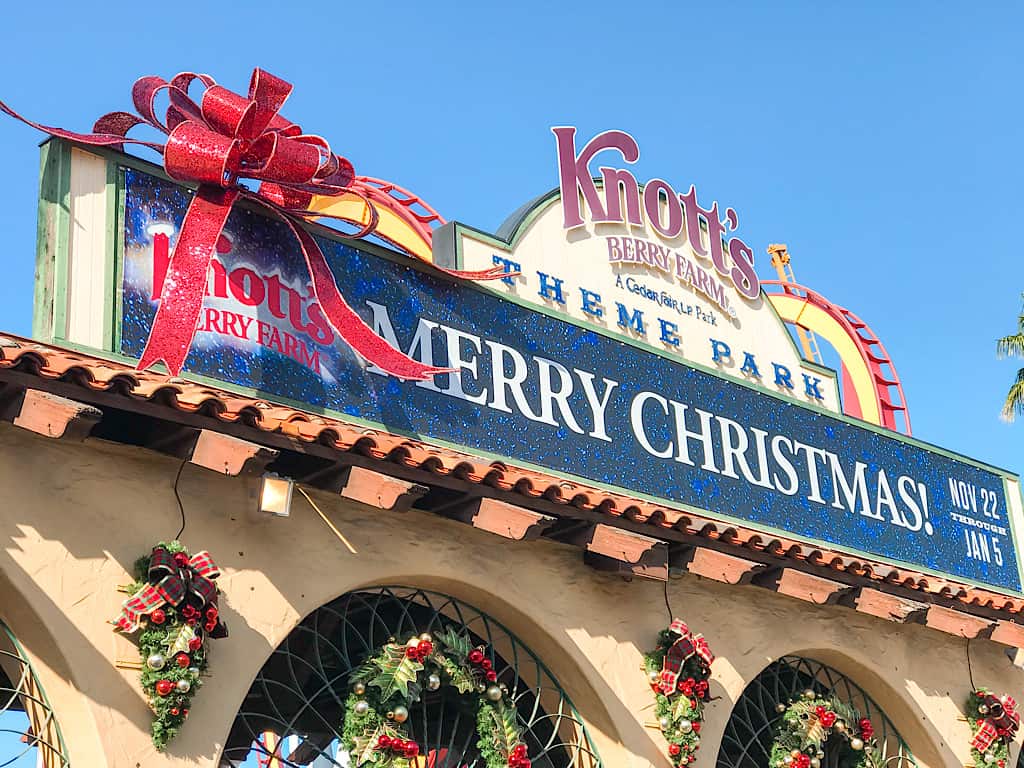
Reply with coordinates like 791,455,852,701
762,280,912,436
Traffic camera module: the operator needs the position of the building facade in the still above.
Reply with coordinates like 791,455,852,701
0,124,1022,768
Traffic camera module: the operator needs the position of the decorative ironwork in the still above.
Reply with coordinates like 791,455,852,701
221,587,602,768
716,656,916,768
0,619,70,767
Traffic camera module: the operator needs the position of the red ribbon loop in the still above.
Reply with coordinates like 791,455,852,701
0,67,506,379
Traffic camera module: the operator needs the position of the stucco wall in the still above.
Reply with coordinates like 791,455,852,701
0,423,1020,768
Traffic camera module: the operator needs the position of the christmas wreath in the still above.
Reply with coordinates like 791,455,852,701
643,620,715,765
769,692,880,768
967,689,1019,768
342,627,531,768
114,541,228,749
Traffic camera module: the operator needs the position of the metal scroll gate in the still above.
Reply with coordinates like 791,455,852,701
716,657,916,768
222,587,603,768
0,618,70,767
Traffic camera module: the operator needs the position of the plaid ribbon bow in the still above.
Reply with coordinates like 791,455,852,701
659,619,716,695
115,546,220,632
972,721,999,752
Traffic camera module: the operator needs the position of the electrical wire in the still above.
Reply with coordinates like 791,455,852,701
663,574,674,623
173,458,188,540
966,636,977,692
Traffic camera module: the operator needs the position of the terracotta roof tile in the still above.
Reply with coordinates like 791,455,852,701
1,333,1022,619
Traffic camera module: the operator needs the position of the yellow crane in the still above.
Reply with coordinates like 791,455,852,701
766,243,824,365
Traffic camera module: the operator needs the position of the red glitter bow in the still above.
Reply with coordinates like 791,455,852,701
659,620,715,695
115,546,221,633
0,69,506,379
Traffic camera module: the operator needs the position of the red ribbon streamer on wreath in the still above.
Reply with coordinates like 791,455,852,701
0,69,508,379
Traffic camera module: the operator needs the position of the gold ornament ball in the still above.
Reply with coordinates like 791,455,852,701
176,679,191,693
776,703,787,713
803,690,816,700
477,683,487,694
354,700,369,715
393,705,409,723
146,653,166,671
850,738,864,752
659,716,671,730
816,752,825,760
419,632,433,642
387,711,395,720
791,750,802,759
810,759,821,768
407,637,421,649
648,670,661,684
784,758,794,765
486,685,503,702
353,682,366,696
979,704,990,715
834,720,846,734
427,674,441,691
679,719,693,734
985,754,996,765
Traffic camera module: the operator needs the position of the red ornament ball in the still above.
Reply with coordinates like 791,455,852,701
155,679,173,696
170,707,180,716
377,735,391,750
188,637,202,652
468,649,485,665
404,742,420,758
511,745,528,759
150,609,166,625
175,653,190,668
417,640,433,656
182,708,189,717
481,658,493,671
486,670,498,682
173,552,190,567
669,744,682,756
205,606,218,620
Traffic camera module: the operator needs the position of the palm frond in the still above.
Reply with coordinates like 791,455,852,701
997,333,1024,359
1001,367,1024,421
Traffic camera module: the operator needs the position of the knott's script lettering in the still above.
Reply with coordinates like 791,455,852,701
552,127,760,301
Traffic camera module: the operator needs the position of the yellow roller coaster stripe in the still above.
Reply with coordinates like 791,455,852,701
309,193,434,263
768,294,881,426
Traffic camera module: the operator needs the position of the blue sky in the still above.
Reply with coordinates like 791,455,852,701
0,0,1019,479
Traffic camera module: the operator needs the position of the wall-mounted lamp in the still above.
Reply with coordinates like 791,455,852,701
259,474,294,517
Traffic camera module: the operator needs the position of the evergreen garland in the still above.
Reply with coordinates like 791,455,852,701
643,623,715,766
115,541,227,750
341,627,531,768
769,693,881,768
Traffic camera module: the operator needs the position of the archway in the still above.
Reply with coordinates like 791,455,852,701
220,586,602,768
716,656,916,768
0,617,70,767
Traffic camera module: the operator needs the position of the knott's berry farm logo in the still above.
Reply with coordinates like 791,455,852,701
553,127,760,312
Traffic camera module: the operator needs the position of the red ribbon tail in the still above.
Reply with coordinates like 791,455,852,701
0,99,165,152
282,218,454,381
137,186,239,375
435,265,519,281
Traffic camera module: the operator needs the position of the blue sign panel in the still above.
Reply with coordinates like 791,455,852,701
120,168,1022,592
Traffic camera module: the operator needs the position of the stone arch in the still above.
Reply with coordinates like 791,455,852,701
218,585,604,768
715,653,942,768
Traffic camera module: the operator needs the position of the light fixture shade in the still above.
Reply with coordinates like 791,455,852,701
259,474,294,517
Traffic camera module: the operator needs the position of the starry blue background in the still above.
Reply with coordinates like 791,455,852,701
123,168,1021,592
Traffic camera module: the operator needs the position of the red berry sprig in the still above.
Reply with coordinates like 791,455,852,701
377,734,420,759
468,646,498,682
405,638,434,662
508,742,531,768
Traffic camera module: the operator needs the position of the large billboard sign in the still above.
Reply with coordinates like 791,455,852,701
105,160,1024,593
